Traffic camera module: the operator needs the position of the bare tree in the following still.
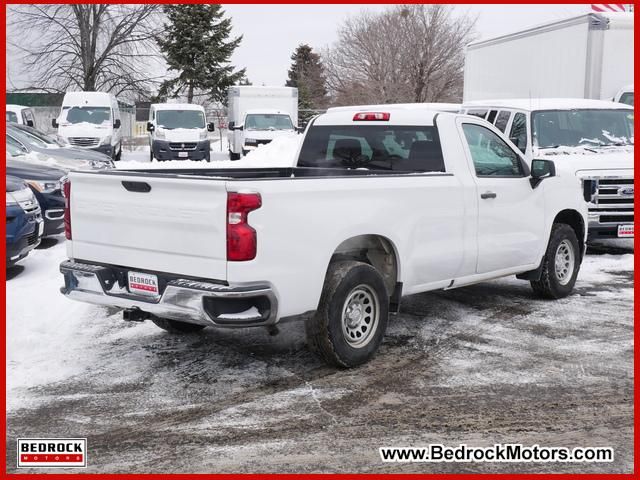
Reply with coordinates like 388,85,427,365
324,5,476,106
8,4,162,97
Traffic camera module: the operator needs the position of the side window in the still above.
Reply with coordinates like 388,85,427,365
462,123,524,177
494,111,511,133
509,112,528,153
22,110,35,127
467,109,488,119
619,92,634,106
486,110,498,124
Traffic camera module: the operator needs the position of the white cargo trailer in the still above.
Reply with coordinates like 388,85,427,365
463,12,633,102
227,86,299,160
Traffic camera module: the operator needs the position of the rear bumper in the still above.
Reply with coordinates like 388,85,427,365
59,260,278,327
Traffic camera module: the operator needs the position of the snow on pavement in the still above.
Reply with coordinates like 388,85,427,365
117,134,301,169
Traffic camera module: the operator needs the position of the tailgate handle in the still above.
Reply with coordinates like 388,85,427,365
122,181,151,193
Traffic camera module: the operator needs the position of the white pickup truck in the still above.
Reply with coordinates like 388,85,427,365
462,99,634,240
60,108,587,367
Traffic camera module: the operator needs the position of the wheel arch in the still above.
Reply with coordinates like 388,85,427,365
553,209,586,260
327,234,402,309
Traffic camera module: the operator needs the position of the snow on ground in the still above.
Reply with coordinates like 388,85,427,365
6,238,634,473
117,134,301,170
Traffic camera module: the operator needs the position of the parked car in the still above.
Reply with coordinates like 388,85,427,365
60,107,587,367
227,86,299,159
52,91,123,161
6,175,43,266
461,98,634,241
6,104,37,127
7,155,65,237
147,103,214,162
6,124,114,171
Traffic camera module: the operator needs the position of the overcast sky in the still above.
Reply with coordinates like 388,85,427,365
224,4,592,86
7,4,594,91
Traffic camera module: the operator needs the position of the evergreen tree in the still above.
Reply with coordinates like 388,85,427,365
286,44,328,120
157,4,245,103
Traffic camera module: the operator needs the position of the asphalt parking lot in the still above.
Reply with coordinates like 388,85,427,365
6,239,633,473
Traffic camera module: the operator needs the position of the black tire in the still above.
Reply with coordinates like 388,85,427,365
149,148,154,162
151,317,206,333
531,223,580,299
229,151,241,160
306,261,389,368
114,145,121,162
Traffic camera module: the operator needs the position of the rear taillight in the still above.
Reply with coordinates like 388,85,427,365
227,192,261,261
62,178,71,240
353,112,390,121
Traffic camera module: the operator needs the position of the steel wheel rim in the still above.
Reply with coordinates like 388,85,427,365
554,239,575,286
341,284,379,349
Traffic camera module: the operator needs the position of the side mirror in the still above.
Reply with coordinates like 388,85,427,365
147,122,154,132
51,119,59,128
530,159,556,189
207,122,215,132
228,121,235,130
26,120,34,127
113,119,121,129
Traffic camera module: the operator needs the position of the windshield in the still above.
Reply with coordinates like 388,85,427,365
533,109,634,149
61,106,111,125
156,110,204,129
245,114,293,131
298,125,444,172
6,111,18,123
16,125,60,145
6,134,29,153
9,128,48,148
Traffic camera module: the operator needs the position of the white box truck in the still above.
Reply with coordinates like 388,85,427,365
463,12,633,102
227,86,299,160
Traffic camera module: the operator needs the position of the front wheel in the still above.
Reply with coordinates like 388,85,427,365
306,261,389,367
151,317,206,333
530,223,580,299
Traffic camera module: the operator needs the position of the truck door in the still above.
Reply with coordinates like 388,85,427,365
459,121,546,274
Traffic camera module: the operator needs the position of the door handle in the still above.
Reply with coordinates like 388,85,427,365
481,191,497,199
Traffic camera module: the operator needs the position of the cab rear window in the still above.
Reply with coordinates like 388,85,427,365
297,125,445,172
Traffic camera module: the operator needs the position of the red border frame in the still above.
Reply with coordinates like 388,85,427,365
2,1,637,477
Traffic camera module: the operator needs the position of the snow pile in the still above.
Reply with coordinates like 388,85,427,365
116,134,302,170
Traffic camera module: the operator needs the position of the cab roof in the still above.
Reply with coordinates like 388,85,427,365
151,103,205,111
314,107,444,127
463,98,633,112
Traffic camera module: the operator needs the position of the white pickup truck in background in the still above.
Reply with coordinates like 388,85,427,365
462,99,634,240
60,108,587,367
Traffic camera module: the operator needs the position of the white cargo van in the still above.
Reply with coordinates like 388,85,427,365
227,86,299,160
463,12,633,102
53,92,122,161
147,103,215,162
6,105,37,128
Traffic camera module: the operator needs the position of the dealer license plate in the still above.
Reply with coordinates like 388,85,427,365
128,271,160,297
617,224,634,238
178,151,189,158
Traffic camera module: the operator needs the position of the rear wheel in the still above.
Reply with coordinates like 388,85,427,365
151,317,206,333
306,261,389,367
229,150,241,160
114,145,121,161
531,223,580,299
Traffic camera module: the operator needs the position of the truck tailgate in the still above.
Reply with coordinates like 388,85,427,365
69,172,228,281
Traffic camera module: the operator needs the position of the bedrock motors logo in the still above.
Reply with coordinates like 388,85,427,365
17,438,87,468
